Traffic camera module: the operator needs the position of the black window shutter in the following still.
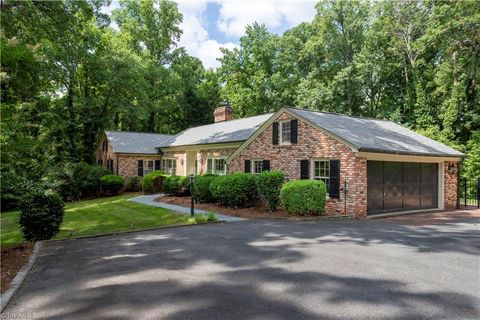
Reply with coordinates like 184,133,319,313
329,160,340,199
154,160,160,170
109,159,113,171
262,160,270,172
138,160,144,176
272,122,279,145
300,160,309,179
244,160,251,173
291,119,298,144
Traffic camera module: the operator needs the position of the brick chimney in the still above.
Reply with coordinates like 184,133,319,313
213,102,234,123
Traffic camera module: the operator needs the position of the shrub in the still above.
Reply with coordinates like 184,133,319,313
193,174,218,203
100,175,125,196
214,173,258,208
124,176,142,192
280,180,327,215
43,162,110,200
256,170,285,211
209,175,225,201
1,172,37,211
163,175,190,196
194,213,209,223
207,211,217,221
19,189,65,241
73,162,111,198
142,170,167,194
185,212,217,225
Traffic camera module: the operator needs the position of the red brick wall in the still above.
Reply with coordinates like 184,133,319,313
228,112,368,218
96,134,115,171
116,154,162,177
96,135,162,177
444,161,459,209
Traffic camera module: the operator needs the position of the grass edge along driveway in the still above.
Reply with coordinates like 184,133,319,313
1,194,188,248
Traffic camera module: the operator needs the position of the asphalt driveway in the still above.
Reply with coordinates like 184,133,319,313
3,209,480,320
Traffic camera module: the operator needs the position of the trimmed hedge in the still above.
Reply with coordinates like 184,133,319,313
280,180,327,215
193,174,218,203
209,175,225,201
142,170,167,194
100,175,125,196
124,176,142,192
212,173,257,208
256,170,285,211
19,189,65,241
163,175,190,196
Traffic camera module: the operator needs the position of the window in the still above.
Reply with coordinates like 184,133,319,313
313,160,330,190
160,158,176,175
252,159,263,174
206,158,226,175
279,120,291,144
144,160,154,175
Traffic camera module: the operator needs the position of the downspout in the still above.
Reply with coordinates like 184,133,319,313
116,154,119,176
456,160,461,209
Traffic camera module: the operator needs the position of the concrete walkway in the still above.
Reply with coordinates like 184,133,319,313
129,194,245,222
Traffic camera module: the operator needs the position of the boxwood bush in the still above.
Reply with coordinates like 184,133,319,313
193,174,218,203
124,176,142,192
213,173,258,208
280,180,327,215
142,170,167,194
19,189,65,241
256,170,285,211
163,175,190,196
100,175,125,196
209,175,225,201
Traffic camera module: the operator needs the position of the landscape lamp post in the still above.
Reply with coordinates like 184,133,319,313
189,174,195,217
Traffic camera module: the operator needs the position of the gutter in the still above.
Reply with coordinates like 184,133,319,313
358,147,465,158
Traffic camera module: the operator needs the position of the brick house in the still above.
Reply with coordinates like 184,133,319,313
97,104,464,217
96,131,172,177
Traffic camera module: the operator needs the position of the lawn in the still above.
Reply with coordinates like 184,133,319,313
1,194,188,248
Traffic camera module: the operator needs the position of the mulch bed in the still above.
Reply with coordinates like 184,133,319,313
1,243,34,294
156,195,292,219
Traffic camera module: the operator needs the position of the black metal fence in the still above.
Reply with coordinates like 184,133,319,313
459,177,479,208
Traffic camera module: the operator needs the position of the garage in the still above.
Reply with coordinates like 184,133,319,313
367,161,438,215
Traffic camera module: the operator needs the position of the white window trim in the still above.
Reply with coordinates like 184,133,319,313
252,159,263,174
311,159,330,199
206,157,227,175
160,158,177,175
143,160,155,175
279,120,292,145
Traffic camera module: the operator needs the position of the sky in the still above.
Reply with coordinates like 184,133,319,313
103,0,317,69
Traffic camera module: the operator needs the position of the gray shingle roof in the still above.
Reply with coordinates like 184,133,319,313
157,113,273,148
105,131,172,154
288,108,464,157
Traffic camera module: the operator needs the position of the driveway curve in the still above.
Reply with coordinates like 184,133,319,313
3,209,479,320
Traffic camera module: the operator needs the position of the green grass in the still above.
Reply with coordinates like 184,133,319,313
1,194,189,248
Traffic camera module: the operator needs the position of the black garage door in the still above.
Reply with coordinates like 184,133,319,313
367,161,438,215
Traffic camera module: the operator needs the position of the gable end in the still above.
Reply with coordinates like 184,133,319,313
226,108,358,163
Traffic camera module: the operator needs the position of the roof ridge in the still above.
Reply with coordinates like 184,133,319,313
179,113,274,132
286,107,394,123
105,130,172,136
